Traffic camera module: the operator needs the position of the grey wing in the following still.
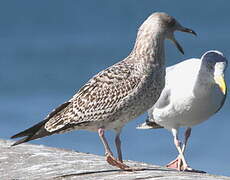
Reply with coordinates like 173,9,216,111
145,63,175,124
153,87,171,109
146,87,171,124
44,62,141,132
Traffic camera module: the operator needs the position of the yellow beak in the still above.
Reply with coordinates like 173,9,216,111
214,76,227,95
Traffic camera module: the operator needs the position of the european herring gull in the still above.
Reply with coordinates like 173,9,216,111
137,50,227,172
11,12,196,170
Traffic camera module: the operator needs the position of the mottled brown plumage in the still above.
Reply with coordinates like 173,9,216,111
11,12,196,170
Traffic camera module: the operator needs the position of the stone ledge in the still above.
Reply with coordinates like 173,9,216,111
0,139,229,180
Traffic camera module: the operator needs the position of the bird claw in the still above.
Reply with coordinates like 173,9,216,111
166,156,187,171
106,154,134,171
166,157,206,173
166,157,182,170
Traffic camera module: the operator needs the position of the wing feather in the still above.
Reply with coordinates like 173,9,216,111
44,62,141,132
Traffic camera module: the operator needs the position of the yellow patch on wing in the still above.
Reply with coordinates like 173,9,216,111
214,76,227,95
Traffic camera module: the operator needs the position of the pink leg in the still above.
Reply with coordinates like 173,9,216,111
115,132,123,162
98,128,130,170
181,127,191,152
98,128,113,155
166,128,189,171
166,128,205,172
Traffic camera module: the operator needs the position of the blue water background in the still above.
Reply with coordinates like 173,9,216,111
1,0,230,176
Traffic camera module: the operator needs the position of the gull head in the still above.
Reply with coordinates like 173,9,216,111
141,12,197,54
201,50,228,94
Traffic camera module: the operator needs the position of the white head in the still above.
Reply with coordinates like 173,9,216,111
201,50,228,74
201,50,228,94
138,12,197,54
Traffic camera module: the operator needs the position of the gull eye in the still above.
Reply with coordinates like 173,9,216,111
208,62,215,71
210,65,214,70
168,18,176,27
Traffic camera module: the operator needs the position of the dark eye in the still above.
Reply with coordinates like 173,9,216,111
207,62,215,71
168,18,176,27
210,65,214,70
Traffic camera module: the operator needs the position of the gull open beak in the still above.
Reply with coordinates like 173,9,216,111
214,75,227,95
171,26,197,55
178,27,197,36
171,36,184,55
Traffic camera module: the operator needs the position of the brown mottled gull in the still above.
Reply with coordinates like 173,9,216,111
11,12,196,170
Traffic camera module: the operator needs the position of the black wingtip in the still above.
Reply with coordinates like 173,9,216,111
10,101,71,146
11,141,23,147
10,120,50,146
11,136,31,146
11,133,22,139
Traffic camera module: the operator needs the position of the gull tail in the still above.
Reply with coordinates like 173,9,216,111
11,101,71,146
11,120,52,146
137,115,163,130
136,121,163,129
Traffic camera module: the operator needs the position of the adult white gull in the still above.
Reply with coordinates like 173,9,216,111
137,50,228,172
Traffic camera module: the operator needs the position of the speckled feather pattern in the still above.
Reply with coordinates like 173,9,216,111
45,61,140,131
41,13,172,134
12,12,194,147
45,57,165,133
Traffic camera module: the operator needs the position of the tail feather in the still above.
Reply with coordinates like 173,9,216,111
11,136,34,146
11,120,47,139
11,101,71,146
11,120,52,146
137,120,163,129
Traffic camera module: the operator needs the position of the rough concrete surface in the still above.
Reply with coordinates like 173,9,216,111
0,139,229,180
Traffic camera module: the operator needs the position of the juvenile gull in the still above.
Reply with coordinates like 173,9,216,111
11,12,196,170
137,50,228,172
